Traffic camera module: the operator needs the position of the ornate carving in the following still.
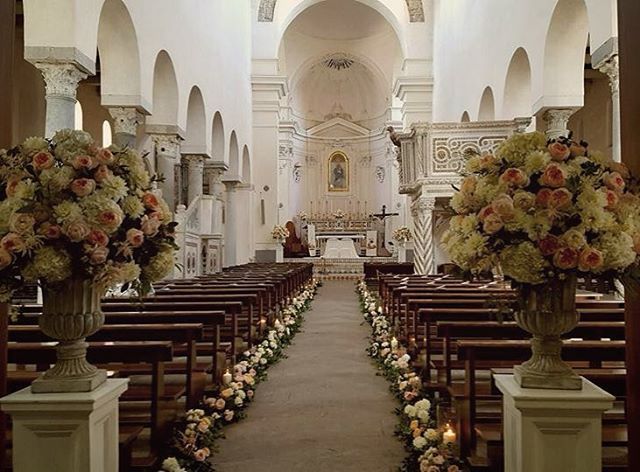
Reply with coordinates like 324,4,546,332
278,143,293,159
108,107,144,136
359,155,372,167
597,54,619,95
151,134,181,156
183,154,206,170
258,0,277,21
35,63,88,98
411,196,436,275
431,135,507,174
543,109,574,140
293,163,302,183
405,0,425,22
375,166,386,183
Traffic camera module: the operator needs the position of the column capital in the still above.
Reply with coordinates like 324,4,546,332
150,133,181,157
108,107,144,136
35,62,88,99
183,154,207,168
543,108,574,140
596,54,619,95
411,195,436,215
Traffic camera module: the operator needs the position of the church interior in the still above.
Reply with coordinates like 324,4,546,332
0,0,638,471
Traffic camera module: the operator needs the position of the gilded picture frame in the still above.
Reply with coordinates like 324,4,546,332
328,151,349,192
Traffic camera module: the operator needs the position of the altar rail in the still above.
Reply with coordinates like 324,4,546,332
307,218,374,232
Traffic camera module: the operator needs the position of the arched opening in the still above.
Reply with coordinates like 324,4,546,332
460,111,470,122
478,87,495,121
503,47,532,119
541,0,589,104
228,131,240,175
74,101,84,130
183,86,207,154
212,112,225,162
97,0,141,104
242,145,251,184
148,50,179,127
102,120,113,147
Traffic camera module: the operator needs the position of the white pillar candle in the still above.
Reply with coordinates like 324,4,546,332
443,427,456,444
222,370,232,385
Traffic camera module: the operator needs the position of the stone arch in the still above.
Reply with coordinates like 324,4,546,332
541,0,589,104
460,111,470,122
478,87,495,121
228,131,240,175
74,101,84,130
147,50,179,126
211,112,225,162
503,47,532,119
242,145,251,183
97,0,141,104
183,86,207,154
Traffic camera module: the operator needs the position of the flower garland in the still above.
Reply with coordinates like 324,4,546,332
160,279,320,472
357,280,466,472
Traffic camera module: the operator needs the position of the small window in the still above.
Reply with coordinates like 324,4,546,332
102,121,113,148
74,102,83,130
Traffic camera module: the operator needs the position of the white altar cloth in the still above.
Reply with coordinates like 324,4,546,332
320,237,360,259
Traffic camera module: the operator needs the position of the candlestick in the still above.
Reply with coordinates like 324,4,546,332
222,369,232,386
443,426,456,444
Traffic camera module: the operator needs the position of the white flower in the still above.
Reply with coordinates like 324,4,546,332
415,399,431,411
413,436,428,450
404,405,417,418
417,409,430,422
424,428,439,441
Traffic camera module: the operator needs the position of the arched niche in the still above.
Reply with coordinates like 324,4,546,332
212,112,225,162
460,111,470,122
147,50,179,126
478,87,495,121
183,86,207,154
228,131,240,176
503,47,532,119
242,145,252,184
327,151,349,193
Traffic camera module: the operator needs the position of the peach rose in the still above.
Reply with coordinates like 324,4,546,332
142,192,160,210
410,420,419,431
64,220,90,242
9,213,35,234
38,223,62,240
578,247,604,272
540,163,566,188
193,448,210,462
603,189,619,209
0,249,12,270
491,194,515,221
538,234,562,256
126,228,144,248
603,171,626,193
478,205,495,222
214,398,226,410
98,210,123,232
86,229,109,246
412,428,424,438
535,188,553,207
70,178,96,197
220,388,233,399
404,391,417,401
0,233,26,253
95,148,114,165
223,410,234,422
71,154,94,170
548,188,573,210
513,191,536,210
140,215,161,237
553,247,579,269
482,213,504,234
547,142,570,161
5,176,22,198
500,168,529,187
197,420,210,433
460,175,477,194
93,165,113,183
89,246,109,265
32,151,54,171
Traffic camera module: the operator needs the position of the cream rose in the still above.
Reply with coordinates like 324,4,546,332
71,154,94,170
483,213,504,234
70,178,96,197
89,246,109,265
95,148,114,165
491,194,516,221
513,191,536,210
64,220,90,242
547,142,570,161
578,247,604,272
9,213,35,234
548,188,573,210
97,209,123,232
126,228,145,248
93,164,113,183
561,229,586,250
140,214,161,236
32,151,54,171
603,171,625,193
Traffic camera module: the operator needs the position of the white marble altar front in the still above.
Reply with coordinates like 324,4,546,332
318,234,362,258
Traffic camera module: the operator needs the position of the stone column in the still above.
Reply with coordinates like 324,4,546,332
393,75,434,128
108,107,144,148
205,166,227,235
597,55,621,162
235,184,255,264
542,109,574,140
411,195,436,275
150,134,181,211
183,154,206,206
35,63,88,138
224,182,239,267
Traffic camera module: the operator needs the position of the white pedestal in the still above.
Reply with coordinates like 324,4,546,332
495,375,614,472
398,245,407,263
275,244,284,262
1,379,129,472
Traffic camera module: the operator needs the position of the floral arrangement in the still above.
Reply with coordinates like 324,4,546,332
161,280,319,472
297,211,308,221
393,226,413,243
332,209,345,219
443,132,640,285
0,130,177,300
271,225,289,241
357,280,465,472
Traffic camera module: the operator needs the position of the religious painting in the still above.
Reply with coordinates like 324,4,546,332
328,152,349,192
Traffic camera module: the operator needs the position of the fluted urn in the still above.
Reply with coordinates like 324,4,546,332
513,275,582,390
31,279,108,393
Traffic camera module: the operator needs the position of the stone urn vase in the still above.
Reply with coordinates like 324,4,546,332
513,275,582,390
31,279,108,393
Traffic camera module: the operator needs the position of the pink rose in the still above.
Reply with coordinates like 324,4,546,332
404,391,417,401
98,210,123,232
578,247,604,272
482,213,504,234
603,189,619,209
603,171,625,193
460,176,477,194
547,142,570,161
0,249,12,270
142,192,161,210
89,246,109,265
126,228,144,248
39,223,62,240
193,448,210,462
553,247,579,269
540,164,566,188
140,215,161,237
535,188,553,208
1,233,26,253
32,151,54,170
548,188,573,210
197,421,209,433
478,205,495,222
71,154,94,170
64,220,90,242
491,194,515,221
538,235,562,256
95,148,114,165
93,165,113,183
500,168,529,187
86,229,109,246
214,398,226,410
70,178,96,197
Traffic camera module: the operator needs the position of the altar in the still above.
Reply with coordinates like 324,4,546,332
316,234,363,258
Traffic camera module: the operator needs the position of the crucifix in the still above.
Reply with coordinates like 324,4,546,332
370,205,399,220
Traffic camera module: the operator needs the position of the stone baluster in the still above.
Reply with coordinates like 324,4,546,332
183,154,206,206
108,107,144,148
542,109,574,140
411,195,436,275
150,134,181,211
597,55,621,162
35,62,88,137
